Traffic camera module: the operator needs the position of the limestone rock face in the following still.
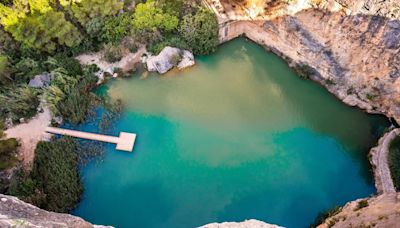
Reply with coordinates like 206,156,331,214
215,1,400,123
317,193,400,228
200,219,284,228
146,47,195,74
0,194,112,228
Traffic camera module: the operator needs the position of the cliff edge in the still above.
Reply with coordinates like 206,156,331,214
0,194,112,228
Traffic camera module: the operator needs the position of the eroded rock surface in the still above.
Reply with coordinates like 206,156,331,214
146,46,195,74
0,194,112,228
317,193,400,228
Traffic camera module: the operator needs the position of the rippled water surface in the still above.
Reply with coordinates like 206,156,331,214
73,38,389,228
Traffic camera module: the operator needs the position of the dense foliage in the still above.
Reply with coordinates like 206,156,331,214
0,86,39,122
179,7,219,55
388,135,400,191
9,137,82,212
0,119,18,171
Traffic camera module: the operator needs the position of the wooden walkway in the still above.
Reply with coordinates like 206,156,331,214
45,127,136,152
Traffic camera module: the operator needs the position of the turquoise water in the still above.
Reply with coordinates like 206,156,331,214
72,38,389,228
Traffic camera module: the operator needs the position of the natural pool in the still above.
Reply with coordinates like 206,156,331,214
72,38,389,228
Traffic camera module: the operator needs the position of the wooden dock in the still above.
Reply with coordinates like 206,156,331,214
45,127,136,152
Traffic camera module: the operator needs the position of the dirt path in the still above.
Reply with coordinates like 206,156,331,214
370,128,399,194
4,108,52,167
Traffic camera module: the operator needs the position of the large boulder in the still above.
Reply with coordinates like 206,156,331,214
146,47,195,74
28,73,51,88
0,194,112,227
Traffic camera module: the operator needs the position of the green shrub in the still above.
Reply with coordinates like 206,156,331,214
43,66,97,124
354,200,369,211
389,136,400,190
0,138,19,170
57,86,95,124
102,13,132,43
103,43,124,63
310,206,342,228
122,37,139,53
1,87,39,122
9,137,83,213
132,1,179,32
85,17,105,40
14,58,43,83
178,7,219,55
0,54,13,85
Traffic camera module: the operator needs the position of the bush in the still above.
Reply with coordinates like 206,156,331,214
1,87,39,122
179,7,219,55
0,138,19,170
292,64,315,79
354,200,369,211
310,206,342,228
0,55,13,85
389,136,400,190
14,58,43,83
132,1,179,32
9,137,83,213
103,43,124,63
85,17,105,40
148,35,189,55
102,13,132,43
56,86,95,124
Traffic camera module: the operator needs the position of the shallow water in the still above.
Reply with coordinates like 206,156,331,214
72,38,389,228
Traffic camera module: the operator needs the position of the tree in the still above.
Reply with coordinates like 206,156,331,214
132,0,179,32
179,7,219,55
69,0,123,25
0,54,12,84
0,1,82,52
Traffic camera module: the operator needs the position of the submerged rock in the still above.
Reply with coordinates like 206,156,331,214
28,73,51,88
146,46,195,74
0,194,112,228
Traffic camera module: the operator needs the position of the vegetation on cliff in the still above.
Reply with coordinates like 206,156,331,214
0,119,18,171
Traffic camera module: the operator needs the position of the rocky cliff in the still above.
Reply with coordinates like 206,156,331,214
210,0,400,124
0,194,111,227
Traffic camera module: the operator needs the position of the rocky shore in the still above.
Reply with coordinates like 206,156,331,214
211,0,400,124
369,128,399,194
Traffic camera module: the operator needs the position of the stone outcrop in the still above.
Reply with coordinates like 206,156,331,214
317,193,400,228
0,194,112,227
145,46,195,74
200,219,284,228
369,128,399,194
28,73,51,88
